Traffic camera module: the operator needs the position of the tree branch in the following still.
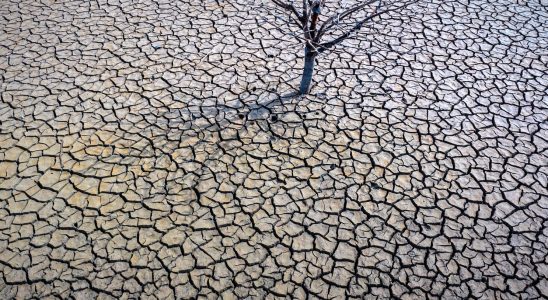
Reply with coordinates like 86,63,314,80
302,0,311,40
318,0,413,53
308,1,323,42
271,0,304,24
315,0,379,42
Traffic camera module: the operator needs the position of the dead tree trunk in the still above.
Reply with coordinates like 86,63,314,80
300,47,317,94
270,0,413,95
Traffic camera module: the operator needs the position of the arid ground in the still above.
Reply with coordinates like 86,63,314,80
0,0,547,298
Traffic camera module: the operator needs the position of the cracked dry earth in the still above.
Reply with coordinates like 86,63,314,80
0,0,547,298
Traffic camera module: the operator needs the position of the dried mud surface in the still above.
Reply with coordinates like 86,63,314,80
0,0,547,298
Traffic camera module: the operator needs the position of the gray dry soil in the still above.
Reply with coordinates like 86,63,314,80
0,0,547,299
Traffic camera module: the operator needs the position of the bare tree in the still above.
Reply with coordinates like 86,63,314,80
269,0,413,94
